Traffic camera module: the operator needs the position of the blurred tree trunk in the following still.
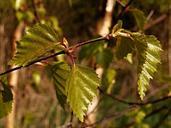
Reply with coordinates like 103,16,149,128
6,22,25,128
86,0,116,125
0,6,17,126
98,0,116,36
168,7,171,74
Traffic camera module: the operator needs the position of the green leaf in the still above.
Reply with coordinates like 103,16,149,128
96,49,113,68
124,53,133,64
79,41,105,61
112,20,123,34
113,29,162,100
130,8,147,30
66,65,100,121
102,68,116,94
132,33,162,100
46,62,70,108
0,80,13,118
10,23,63,66
115,37,133,60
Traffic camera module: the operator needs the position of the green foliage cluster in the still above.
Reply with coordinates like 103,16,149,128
10,24,63,66
4,22,161,121
0,0,170,127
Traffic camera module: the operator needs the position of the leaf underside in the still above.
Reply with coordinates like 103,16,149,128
130,8,147,30
66,65,100,122
46,62,70,108
115,37,133,60
132,33,162,100
10,23,63,66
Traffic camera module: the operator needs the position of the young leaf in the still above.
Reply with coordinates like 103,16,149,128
132,33,162,100
46,62,70,108
130,8,147,30
0,80,13,118
66,65,100,122
10,23,63,66
112,20,123,35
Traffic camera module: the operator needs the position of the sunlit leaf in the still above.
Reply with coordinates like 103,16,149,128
46,62,70,108
115,29,162,100
10,23,63,66
130,8,147,30
112,20,123,34
131,33,162,100
66,65,100,121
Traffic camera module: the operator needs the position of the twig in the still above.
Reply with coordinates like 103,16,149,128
144,106,168,119
71,36,108,49
0,36,109,76
98,87,171,106
144,14,167,30
0,51,65,76
145,84,170,100
146,10,154,21
116,0,134,20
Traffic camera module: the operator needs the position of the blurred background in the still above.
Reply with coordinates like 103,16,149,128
0,0,171,127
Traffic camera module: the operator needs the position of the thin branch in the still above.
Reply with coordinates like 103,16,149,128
67,36,108,65
99,87,171,106
0,36,109,76
145,96,171,105
145,84,170,100
144,14,167,30
144,106,168,119
146,10,154,21
116,0,134,20
72,36,108,49
0,51,65,76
